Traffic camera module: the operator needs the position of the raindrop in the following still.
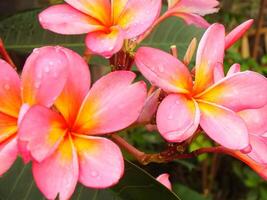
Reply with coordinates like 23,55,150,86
49,61,54,66
3,84,10,90
168,115,173,120
175,100,180,105
37,72,42,79
158,66,164,72
44,66,50,73
34,82,41,89
53,72,58,78
91,171,98,177
33,48,40,54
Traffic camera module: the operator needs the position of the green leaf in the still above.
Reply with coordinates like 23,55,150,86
173,184,210,200
0,9,204,62
0,159,180,200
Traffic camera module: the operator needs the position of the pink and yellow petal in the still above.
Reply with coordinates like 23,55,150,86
85,27,124,58
55,48,91,125
0,60,21,117
173,13,210,28
157,94,200,143
193,24,225,94
0,112,17,143
0,136,18,176
18,105,67,162
116,0,162,38
21,46,68,107
39,4,105,35
198,100,249,150
226,63,241,76
65,0,111,25
32,136,78,200
73,135,124,188
74,71,147,135
135,47,193,94
196,71,267,112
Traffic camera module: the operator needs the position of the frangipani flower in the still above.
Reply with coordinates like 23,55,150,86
135,23,267,150
39,0,161,58
156,173,172,190
166,0,219,28
0,46,69,176
18,59,147,199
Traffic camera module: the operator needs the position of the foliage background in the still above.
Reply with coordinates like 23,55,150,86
0,0,266,200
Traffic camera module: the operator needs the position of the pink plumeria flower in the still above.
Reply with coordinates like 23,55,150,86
18,52,147,200
38,0,161,58
166,0,219,28
135,23,267,150
0,47,69,176
156,173,172,190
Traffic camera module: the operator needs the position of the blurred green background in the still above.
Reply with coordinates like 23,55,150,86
0,1,267,200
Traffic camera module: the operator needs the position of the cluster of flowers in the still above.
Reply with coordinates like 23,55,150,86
0,0,267,199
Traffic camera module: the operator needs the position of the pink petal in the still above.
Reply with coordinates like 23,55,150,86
247,134,267,164
85,27,124,58
157,94,200,142
17,140,32,164
239,105,267,135
0,60,21,117
39,4,104,35
116,0,162,38
0,136,18,176
32,136,78,200
156,173,172,190
196,71,267,112
0,112,17,143
18,105,67,162
226,63,241,76
198,100,249,150
54,48,91,125
74,71,147,135
169,0,219,16
213,63,224,83
135,47,193,94
73,135,124,188
225,20,254,50
173,13,210,28
65,0,111,24
21,46,68,107
137,89,161,124
193,24,225,94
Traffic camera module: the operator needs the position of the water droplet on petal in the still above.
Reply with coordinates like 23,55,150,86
168,115,173,120
44,66,50,73
175,100,180,105
159,66,164,72
49,61,54,66
3,84,10,90
53,72,58,78
91,171,98,177
33,48,40,54
34,82,41,89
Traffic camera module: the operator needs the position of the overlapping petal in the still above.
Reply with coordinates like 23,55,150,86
0,60,21,117
0,137,18,176
116,0,161,38
55,48,91,125
157,94,200,142
74,71,146,134
73,135,124,188
32,136,78,200
172,13,210,28
135,47,193,94
225,20,254,50
21,46,68,107
18,105,67,162
196,71,267,112
39,4,104,35
198,100,249,150
193,23,225,94
226,63,241,76
247,135,267,164
156,173,172,190
65,0,111,25
85,27,124,58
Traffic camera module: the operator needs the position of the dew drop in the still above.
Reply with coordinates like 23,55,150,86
37,73,42,79
34,82,41,89
175,100,180,105
158,66,164,72
33,48,40,54
53,72,58,78
168,115,173,120
44,66,50,73
49,61,54,66
3,83,10,90
91,171,98,177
